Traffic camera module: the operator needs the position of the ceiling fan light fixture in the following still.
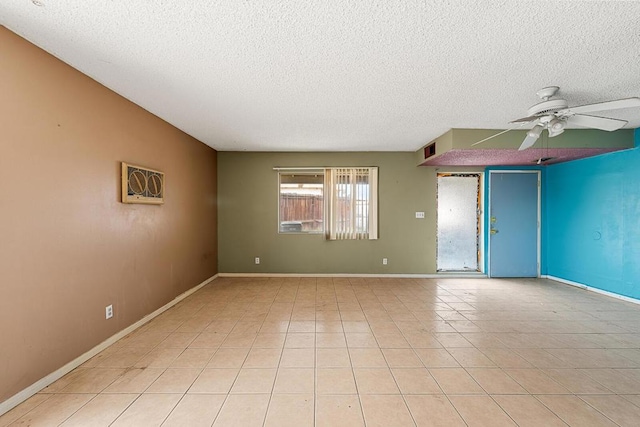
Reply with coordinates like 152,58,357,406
548,127,565,138
527,124,544,138
549,118,565,132
548,118,565,137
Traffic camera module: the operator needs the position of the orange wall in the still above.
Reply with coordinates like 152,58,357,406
0,27,218,402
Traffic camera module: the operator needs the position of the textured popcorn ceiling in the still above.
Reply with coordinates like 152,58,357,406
2,1,640,152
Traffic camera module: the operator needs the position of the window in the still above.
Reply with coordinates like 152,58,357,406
278,167,378,239
279,172,324,233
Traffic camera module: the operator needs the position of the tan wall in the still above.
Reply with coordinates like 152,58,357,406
0,27,218,402
218,151,482,274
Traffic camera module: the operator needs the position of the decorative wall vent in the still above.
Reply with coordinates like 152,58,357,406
121,162,164,204
424,142,436,159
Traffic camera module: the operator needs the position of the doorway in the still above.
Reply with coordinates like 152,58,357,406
488,171,540,277
436,173,482,272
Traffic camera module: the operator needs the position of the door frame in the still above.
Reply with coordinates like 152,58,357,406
487,170,541,278
436,172,485,273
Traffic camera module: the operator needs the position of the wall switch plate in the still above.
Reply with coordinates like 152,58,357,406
382,258,388,265
105,305,113,319
255,257,260,265
415,212,425,219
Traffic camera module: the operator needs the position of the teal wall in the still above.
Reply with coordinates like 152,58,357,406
545,129,640,299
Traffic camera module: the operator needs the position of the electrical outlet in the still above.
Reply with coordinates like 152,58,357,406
382,258,388,265
105,305,113,320
255,257,260,265
415,212,425,219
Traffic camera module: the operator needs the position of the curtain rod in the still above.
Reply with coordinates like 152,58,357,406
273,167,325,171
273,167,375,171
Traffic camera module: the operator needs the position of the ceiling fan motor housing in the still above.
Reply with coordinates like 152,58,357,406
527,99,569,117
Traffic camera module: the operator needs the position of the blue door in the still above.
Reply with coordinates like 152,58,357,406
489,171,539,277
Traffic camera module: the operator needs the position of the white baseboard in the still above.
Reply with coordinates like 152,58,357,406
218,272,487,278
0,274,219,417
544,275,640,305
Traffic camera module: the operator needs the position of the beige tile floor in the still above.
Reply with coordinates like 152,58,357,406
2,277,640,426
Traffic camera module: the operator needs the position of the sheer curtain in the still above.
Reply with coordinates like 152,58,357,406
325,167,378,240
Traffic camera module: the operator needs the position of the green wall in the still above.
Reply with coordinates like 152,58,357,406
218,151,481,274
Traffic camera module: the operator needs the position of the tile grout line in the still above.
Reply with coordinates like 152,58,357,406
343,278,367,427
261,280,290,427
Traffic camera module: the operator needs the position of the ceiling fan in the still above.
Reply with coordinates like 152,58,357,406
474,86,640,150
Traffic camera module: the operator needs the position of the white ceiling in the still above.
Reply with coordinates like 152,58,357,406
2,1,640,152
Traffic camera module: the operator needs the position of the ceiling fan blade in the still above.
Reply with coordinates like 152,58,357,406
567,114,628,131
509,115,538,124
518,133,540,151
567,97,640,115
470,129,513,146
470,122,530,147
